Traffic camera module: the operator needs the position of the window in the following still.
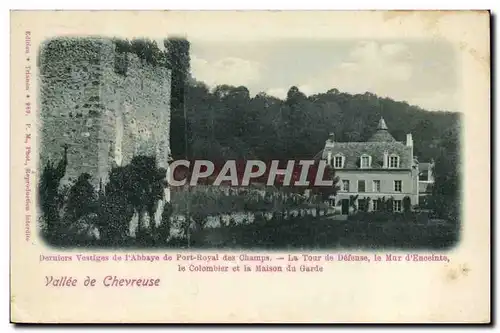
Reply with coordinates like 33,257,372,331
393,200,402,212
419,172,429,181
360,155,371,168
372,200,379,211
373,180,381,192
329,198,335,207
394,180,402,192
389,155,400,168
358,199,366,211
334,155,344,168
342,180,350,192
358,180,366,192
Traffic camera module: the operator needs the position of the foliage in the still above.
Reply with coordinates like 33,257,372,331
347,211,433,225
348,211,401,222
39,153,169,247
103,156,167,239
165,38,192,160
113,38,166,67
65,173,98,222
385,197,394,212
403,196,412,212
39,37,462,249
184,83,459,163
170,185,311,222
358,197,371,212
189,213,458,250
158,202,173,240
429,119,461,223
38,144,68,239
349,195,359,213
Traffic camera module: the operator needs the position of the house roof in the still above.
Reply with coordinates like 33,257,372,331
419,181,433,193
377,117,388,130
367,118,396,142
320,141,413,169
367,130,396,142
418,162,432,173
315,117,414,170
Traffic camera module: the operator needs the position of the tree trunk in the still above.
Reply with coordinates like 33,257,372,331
131,210,140,236
154,187,171,225
148,204,156,235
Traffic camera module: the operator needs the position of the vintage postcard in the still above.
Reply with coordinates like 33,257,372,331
10,10,490,323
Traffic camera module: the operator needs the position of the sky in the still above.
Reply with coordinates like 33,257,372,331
187,39,459,112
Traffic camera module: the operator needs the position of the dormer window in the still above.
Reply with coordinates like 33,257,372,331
389,155,400,168
360,154,371,168
334,154,345,168
419,171,429,181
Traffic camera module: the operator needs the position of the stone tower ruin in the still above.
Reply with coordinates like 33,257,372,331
38,38,172,225
39,37,171,184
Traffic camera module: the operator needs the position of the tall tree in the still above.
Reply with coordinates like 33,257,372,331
430,119,461,222
181,78,458,166
165,38,192,160
283,86,309,158
39,144,68,239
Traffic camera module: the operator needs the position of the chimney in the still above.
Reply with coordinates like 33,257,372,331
406,133,413,147
383,151,388,168
328,132,335,141
327,151,332,165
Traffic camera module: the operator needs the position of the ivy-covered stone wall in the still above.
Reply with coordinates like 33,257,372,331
39,37,171,187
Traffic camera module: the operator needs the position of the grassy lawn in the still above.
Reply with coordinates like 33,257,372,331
189,212,460,250
43,211,459,250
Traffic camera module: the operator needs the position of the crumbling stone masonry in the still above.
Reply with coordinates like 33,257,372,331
39,37,171,226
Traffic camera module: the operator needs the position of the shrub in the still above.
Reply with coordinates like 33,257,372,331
347,211,412,223
403,196,412,212
39,145,68,240
385,197,394,212
349,195,359,213
157,202,173,240
358,197,371,212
